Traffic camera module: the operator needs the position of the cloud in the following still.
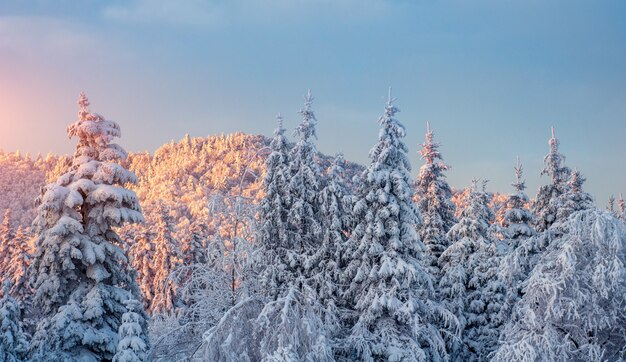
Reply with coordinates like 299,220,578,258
0,16,89,53
0,16,120,61
103,0,224,27
103,0,393,28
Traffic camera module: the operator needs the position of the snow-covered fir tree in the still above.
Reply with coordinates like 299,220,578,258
28,93,146,361
203,98,333,361
6,226,30,297
496,159,537,335
128,227,155,310
339,91,455,361
461,200,507,361
286,90,323,283
150,201,182,313
0,209,15,278
414,122,457,268
257,114,292,298
0,282,28,362
619,193,626,223
203,283,333,362
113,298,148,362
439,178,495,360
533,128,571,232
181,222,207,266
552,169,594,230
500,158,535,249
307,153,352,336
494,209,625,361
607,194,616,215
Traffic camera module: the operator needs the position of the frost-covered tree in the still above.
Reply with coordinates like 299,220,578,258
414,122,457,267
113,298,148,362
340,91,455,361
128,227,155,309
463,242,507,361
257,114,292,298
286,90,323,281
28,93,146,361
617,192,626,223
181,222,207,266
6,226,30,297
203,284,333,362
307,153,351,336
552,169,594,229
607,194,616,215
204,98,333,361
494,209,625,362
500,158,535,249
439,178,494,360
533,128,571,232
150,202,182,313
0,209,15,278
0,282,28,362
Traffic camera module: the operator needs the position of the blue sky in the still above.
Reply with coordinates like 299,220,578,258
0,0,625,204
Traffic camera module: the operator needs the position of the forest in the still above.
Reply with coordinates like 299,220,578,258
0,92,623,361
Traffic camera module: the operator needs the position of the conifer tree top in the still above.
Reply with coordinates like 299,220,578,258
67,92,125,162
420,121,444,165
368,87,410,171
512,157,526,193
295,90,317,142
541,127,570,186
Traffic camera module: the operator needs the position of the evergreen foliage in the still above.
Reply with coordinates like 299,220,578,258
28,93,147,361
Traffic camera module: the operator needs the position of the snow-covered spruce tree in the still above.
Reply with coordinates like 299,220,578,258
414,122,457,269
0,209,15,278
552,169,594,230
257,114,292,299
500,158,535,250
128,226,155,310
286,90,323,283
607,194,616,216
533,128,571,232
203,97,333,361
181,221,208,266
439,178,494,360
6,226,30,297
307,153,352,336
150,201,182,314
497,159,537,335
28,93,146,361
113,298,148,362
460,182,507,361
0,282,28,362
339,91,455,361
617,192,626,223
494,209,626,362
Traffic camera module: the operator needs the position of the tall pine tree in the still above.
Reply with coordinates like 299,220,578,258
439,178,494,361
286,90,323,283
257,114,293,299
340,90,455,361
533,128,571,232
415,122,457,269
29,93,147,361
500,158,535,249
0,209,15,279
0,282,28,362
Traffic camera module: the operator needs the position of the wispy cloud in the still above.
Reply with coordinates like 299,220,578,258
102,0,392,28
0,16,94,55
103,0,224,27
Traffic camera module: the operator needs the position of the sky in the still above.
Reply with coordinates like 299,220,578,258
1,0,625,205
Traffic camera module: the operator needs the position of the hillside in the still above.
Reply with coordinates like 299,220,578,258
0,133,364,232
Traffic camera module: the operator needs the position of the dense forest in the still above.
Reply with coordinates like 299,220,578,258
0,93,623,361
